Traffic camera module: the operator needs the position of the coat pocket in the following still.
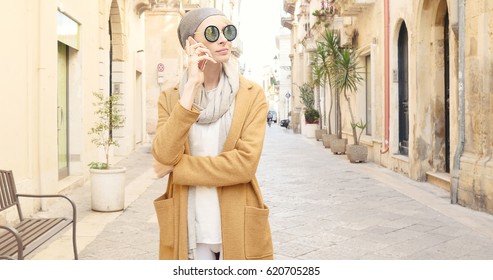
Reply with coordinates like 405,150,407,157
154,194,174,248
244,205,274,259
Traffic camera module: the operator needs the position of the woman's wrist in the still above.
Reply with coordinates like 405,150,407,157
180,81,202,109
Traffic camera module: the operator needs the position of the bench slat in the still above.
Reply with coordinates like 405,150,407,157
0,218,72,258
18,219,65,244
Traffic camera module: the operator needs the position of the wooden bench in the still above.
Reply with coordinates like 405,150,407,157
0,169,78,260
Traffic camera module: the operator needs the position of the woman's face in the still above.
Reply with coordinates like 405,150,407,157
193,15,235,64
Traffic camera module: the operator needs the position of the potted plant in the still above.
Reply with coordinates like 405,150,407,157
311,54,326,141
315,30,340,148
312,1,337,27
297,83,320,138
88,92,127,212
304,107,320,124
333,47,365,158
347,120,368,163
312,9,328,25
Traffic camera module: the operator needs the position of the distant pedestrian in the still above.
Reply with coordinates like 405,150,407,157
152,7,273,260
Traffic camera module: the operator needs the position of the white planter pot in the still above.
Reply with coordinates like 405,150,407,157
303,123,318,138
90,167,126,212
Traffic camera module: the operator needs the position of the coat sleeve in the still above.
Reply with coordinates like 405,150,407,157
172,87,268,187
152,90,200,166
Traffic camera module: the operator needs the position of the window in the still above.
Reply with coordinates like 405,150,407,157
57,11,80,50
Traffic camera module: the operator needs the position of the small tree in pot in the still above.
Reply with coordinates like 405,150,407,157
89,92,126,169
347,120,368,162
333,47,366,160
88,92,127,211
311,53,326,141
316,30,341,148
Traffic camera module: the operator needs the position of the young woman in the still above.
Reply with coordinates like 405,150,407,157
152,7,273,260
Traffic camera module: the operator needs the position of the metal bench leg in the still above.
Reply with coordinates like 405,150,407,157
72,223,78,260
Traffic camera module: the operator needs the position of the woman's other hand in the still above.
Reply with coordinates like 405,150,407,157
153,159,173,178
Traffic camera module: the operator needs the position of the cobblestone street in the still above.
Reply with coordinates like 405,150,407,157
260,126,493,259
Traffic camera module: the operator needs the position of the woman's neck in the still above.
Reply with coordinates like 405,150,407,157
203,62,222,91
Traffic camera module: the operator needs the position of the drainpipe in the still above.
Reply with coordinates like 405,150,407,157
451,0,466,204
380,0,390,154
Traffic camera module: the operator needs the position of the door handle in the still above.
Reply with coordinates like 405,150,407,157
57,106,64,131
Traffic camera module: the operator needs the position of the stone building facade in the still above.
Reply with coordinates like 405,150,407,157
283,0,493,214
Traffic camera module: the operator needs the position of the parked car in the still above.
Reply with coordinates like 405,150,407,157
280,119,290,128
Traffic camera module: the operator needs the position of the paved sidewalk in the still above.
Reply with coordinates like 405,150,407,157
28,144,161,260
31,125,493,260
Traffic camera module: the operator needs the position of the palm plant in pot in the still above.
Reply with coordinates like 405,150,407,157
333,47,365,160
317,30,341,149
88,92,127,212
311,53,326,141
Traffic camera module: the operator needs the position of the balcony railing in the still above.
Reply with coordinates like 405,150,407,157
283,0,297,15
281,16,294,30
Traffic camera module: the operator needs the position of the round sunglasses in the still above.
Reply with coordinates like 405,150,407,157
200,25,237,43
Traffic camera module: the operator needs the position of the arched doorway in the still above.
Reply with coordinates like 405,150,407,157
398,22,409,156
443,10,450,172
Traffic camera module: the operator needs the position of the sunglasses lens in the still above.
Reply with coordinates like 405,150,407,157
205,26,219,42
223,25,237,41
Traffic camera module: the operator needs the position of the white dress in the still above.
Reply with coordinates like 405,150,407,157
188,119,222,244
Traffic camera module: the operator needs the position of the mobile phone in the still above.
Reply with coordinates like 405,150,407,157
199,54,208,71
188,37,208,71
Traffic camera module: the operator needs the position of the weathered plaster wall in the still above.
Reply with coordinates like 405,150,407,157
458,0,493,213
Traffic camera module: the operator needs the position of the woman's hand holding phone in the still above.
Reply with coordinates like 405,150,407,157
180,37,217,110
187,37,216,72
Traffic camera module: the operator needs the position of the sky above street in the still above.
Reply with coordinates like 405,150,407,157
239,0,284,85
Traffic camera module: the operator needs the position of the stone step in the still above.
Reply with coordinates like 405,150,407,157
426,171,451,192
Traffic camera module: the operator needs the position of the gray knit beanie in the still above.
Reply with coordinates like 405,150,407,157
177,7,225,49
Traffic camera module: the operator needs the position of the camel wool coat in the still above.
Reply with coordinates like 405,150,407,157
152,76,273,260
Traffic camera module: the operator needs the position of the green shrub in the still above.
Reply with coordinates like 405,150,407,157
304,108,320,123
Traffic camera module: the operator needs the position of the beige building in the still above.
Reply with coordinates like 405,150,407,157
283,0,493,214
276,30,293,122
0,0,241,222
0,0,148,221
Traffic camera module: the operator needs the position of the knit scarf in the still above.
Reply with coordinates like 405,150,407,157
179,58,239,128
